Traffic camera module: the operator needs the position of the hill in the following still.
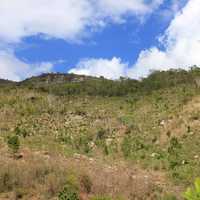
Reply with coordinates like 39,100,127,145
0,79,15,85
0,68,200,200
20,73,99,86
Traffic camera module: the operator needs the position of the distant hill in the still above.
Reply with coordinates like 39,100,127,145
0,78,15,85
1,67,200,96
20,73,99,86
20,67,200,96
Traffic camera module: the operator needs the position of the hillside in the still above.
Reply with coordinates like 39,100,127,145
0,79,15,85
0,68,200,200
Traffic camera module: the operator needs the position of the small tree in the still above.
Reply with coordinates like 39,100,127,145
183,178,200,200
7,135,20,154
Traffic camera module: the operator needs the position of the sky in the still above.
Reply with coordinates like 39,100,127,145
0,0,199,81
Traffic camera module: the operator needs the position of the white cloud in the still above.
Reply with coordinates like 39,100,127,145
0,0,93,43
158,0,185,21
4,0,196,81
69,57,128,79
69,0,200,80
0,0,164,81
129,0,200,79
0,51,53,81
95,0,163,22
68,0,200,79
0,0,163,44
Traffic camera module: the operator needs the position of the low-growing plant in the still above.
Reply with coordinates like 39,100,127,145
15,126,28,138
96,128,107,141
183,178,200,200
167,137,182,170
121,135,148,158
58,184,79,200
7,135,20,154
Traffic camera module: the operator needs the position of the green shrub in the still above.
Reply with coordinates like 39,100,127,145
7,135,20,154
77,134,92,154
183,178,200,200
15,126,28,138
121,135,148,158
96,129,107,141
167,137,182,170
58,184,79,200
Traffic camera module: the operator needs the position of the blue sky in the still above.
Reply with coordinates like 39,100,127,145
15,0,175,71
0,0,199,81
16,13,167,69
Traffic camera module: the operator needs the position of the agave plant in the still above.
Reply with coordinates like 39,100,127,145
183,178,200,200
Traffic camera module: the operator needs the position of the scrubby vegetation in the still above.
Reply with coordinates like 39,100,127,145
0,68,200,199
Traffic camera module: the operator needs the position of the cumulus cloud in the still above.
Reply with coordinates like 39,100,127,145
70,0,200,80
0,51,53,81
3,0,198,81
0,0,93,43
67,0,200,79
69,57,128,79
0,0,164,81
95,0,163,22
0,0,163,44
129,0,200,79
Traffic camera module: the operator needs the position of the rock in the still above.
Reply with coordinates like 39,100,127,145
144,175,149,179
105,138,113,146
189,132,194,135
160,120,165,126
88,158,94,162
88,141,95,149
15,153,24,160
151,153,159,158
131,175,137,179
74,153,81,159
182,160,186,165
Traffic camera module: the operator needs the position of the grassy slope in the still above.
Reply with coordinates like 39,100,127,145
0,68,200,199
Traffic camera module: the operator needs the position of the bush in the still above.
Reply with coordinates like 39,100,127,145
183,178,200,200
58,184,79,200
80,174,92,193
7,135,20,154
121,135,148,158
15,126,28,138
96,129,107,141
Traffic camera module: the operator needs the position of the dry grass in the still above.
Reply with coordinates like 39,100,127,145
0,83,199,199
0,145,180,200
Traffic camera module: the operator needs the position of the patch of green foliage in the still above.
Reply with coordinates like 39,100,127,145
183,178,200,200
7,135,20,154
58,184,79,200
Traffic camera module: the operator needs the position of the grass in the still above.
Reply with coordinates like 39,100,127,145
0,69,200,199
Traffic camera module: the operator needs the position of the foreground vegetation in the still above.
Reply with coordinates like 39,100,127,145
0,68,200,199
